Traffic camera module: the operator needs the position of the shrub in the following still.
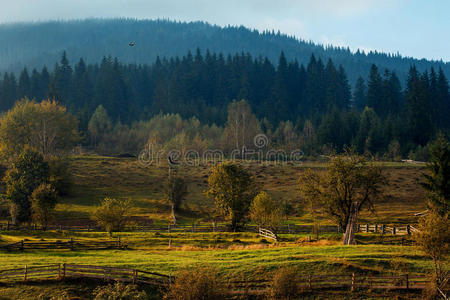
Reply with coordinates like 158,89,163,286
270,267,299,300
48,156,73,196
250,191,283,233
414,210,449,287
92,282,147,300
4,147,50,224
164,267,225,300
31,183,58,230
93,197,132,236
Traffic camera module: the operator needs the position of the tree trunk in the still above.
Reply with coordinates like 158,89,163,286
231,213,237,232
343,202,359,245
171,204,176,226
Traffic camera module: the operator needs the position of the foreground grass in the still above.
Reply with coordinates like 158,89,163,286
0,233,432,279
0,231,436,299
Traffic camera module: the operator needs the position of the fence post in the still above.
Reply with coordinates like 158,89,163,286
375,224,378,233
393,226,396,235
6,221,9,231
405,274,409,290
59,225,62,232
24,265,28,281
117,236,121,248
382,224,386,234
58,264,61,280
366,224,369,233
20,240,24,251
406,225,411,235
88,224,90,232
351,273,356,292
133,270,137,284
70,238,74,251
308,274,312,289
62,263,66,279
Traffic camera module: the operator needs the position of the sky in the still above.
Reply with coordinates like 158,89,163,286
0,0,448,62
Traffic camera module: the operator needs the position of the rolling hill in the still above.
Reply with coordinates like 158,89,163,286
0,18,449,85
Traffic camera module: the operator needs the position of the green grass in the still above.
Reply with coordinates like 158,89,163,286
0,156,434,299
0,244,431,278
0,230,436,279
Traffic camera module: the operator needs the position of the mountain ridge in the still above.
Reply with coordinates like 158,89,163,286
0,18,449,85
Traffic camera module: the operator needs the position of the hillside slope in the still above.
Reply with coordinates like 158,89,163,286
0,18,449,84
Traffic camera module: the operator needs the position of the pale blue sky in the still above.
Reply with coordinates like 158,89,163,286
0,0,448,61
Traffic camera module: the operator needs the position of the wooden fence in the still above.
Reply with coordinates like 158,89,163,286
258,228,277,241
228,273,438,295
356,224,416,235
0,222,416,235
0,238,126,252
0,264,170,286
0,264,445,296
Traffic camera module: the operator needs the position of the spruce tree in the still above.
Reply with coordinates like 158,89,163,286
352,76,366,111
366,64,383,116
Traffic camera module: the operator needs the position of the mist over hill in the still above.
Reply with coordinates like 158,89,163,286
0,18,449,84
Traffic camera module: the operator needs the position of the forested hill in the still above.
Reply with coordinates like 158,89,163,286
0,18,449,84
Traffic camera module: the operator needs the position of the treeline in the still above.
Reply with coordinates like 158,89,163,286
0,50,449,157
1,19,449,84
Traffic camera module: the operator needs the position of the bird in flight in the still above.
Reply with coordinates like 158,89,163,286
129,42,135,47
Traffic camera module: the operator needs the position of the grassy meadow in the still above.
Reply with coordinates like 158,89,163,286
47,155,428,226
0,156,437,299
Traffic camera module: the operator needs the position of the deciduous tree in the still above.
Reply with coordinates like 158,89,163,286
93,197,132,236
250,191,282,233
31,183,58,230
164,176,188,225
299,153,385,244
206,162,258,231
3,148,50,224
0,99,79,159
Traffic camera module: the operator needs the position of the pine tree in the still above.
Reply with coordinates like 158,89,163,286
382,70,402,116
51,52,73,105
366,64,384,116
405,66,433,146
436,68,450,128
352,76,366,111
18,68,31,99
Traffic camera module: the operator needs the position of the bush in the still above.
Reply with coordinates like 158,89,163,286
164,267,225,300
48,156,73,196
92,282,147,300
93,197,132,236
270,267,299,300
31,183,58,230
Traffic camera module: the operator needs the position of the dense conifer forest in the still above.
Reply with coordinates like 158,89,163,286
0,19,449,84
0,48,448,158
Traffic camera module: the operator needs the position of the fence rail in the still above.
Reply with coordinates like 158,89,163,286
0,238,126,252
0,264,171,286
228,273,446,295
258,228,277,241
0,264,447,296
0,222,417,235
